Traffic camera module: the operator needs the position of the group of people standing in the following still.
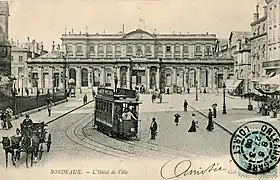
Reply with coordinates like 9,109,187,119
149,100,218,139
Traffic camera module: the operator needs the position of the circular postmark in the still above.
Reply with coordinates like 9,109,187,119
230,121,280,174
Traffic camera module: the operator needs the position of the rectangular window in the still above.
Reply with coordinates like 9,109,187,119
145,45,151,53
76,45,83,54
183,45,189,53
19,56,23,63
90,45,95,53
175,45,180,53
127,45,132,53
107,44,113,53
116,45,121,52
166,45,171,52
18,67,23,76
195,46,201,52
66,45,73,53
98,45,104,53
206,46,211,55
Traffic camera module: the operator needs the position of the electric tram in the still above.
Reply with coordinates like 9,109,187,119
93,87,141,138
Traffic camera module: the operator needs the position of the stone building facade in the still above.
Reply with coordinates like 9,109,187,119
250,5,268,91
26,29,234,93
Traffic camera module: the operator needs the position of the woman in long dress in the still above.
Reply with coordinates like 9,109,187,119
206,109,214,131
188,113,197,132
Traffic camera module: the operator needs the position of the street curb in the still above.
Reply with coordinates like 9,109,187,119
11,99,68,121
46,99,94,125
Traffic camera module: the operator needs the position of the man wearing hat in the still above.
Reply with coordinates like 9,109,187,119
150,118,158,140
22,115,33,137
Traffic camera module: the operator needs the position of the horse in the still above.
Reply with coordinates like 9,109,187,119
1,136,21,168
20,133,40,168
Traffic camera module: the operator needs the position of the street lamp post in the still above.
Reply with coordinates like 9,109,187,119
222,82,227,114
62,55,67,100
248,88,253,111
20,74,24,116
195,80,198,101
129,58,132,90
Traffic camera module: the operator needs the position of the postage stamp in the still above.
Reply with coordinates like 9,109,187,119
230,120,280,177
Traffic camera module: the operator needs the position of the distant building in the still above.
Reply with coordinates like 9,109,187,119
10,39,47,95
0,1,10,78
250,5,267,91
263,0,280,74
26,29,234,94
228,31,251,94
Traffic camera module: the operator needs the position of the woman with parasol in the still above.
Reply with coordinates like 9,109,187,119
174,113,181,126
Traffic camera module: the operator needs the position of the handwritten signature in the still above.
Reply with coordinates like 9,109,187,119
160,158,234,179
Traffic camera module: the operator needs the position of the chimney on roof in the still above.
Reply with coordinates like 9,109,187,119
40,42,44,54
17,40,19,46
264,6,268,16
254,4,259,21
52,41,55,52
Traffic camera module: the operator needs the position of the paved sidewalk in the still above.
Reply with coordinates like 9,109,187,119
139,93,257,113
0,95,94,138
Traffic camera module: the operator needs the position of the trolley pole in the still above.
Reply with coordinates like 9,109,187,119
63,54,67,100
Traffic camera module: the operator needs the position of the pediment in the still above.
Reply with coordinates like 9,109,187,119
123,30,155,39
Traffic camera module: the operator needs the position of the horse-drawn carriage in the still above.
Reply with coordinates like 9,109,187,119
1,121,52,168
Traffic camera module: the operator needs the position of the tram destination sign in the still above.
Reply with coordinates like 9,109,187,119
116,88,136,98
97,88,114,97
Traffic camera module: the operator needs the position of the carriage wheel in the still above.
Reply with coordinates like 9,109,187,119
47,134,52,152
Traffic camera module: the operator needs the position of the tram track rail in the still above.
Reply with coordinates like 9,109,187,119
188,104,233,136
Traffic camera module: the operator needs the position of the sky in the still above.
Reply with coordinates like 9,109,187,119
8,0,265,51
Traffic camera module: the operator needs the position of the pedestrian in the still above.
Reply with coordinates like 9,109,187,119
212,103,217,118
47,101,52,117
206,109,214,131
174,113,181,126
5,108,13,130
150,118,158,140
184,99,188,112
188,113,198,132
187,87,190,94
83,94,88,104
0,110,6,130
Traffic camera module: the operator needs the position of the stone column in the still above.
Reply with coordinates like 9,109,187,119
66,67,69,90
95,44,98,58
100,67,105,86
196,67,201,89
202,44,205,59
48,66,53,89
180,44,183,58
117,66,121,88
103,44,107,58
171,44,175,58
88,68,92,88
59,67,64,89
76,67,81,88
122,44,126,58
113,44,116,58
163,44,166,58
223,67,228,83
146,67,150,91
213,68,217,89
151,44,155,58
73,44,77,58
126,66,130,88
142,44,145,57
38,66,42,89
156,67,160,90
172,67,177,93
208,67,213,89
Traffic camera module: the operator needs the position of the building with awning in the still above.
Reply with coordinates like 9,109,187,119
225,79,243,92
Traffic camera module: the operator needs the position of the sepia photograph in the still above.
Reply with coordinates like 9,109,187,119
0,0,280,179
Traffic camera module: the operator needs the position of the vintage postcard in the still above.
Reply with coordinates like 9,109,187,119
0,0,280,179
